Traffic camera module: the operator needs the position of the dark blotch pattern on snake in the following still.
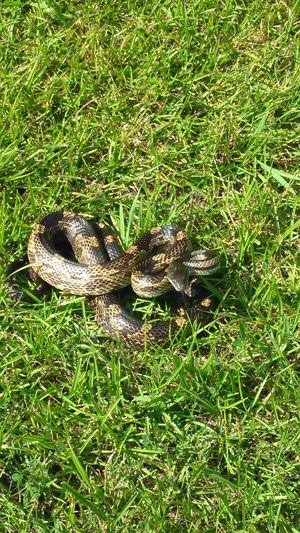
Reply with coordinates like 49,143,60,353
7,211,220,347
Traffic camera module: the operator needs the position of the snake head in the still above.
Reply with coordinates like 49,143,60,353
183,249,220,276
166,260,190,293
167,249,220,294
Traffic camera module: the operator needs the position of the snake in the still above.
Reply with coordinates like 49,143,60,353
7,211,220,347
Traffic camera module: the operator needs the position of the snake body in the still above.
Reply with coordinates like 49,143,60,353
27,212,190,295
93,286,215,348
8,211,220,347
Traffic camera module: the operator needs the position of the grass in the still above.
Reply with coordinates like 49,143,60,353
0,0,299,530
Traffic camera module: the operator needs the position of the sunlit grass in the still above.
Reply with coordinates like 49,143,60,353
0,1,299,530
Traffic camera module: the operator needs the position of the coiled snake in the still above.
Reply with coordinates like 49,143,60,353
7,211,220,347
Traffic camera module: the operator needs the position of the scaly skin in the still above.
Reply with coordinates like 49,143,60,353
8,211,220,347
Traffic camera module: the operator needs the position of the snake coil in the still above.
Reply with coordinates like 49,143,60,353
7,211,220,347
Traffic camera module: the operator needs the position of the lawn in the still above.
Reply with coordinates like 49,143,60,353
0,1,299,531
